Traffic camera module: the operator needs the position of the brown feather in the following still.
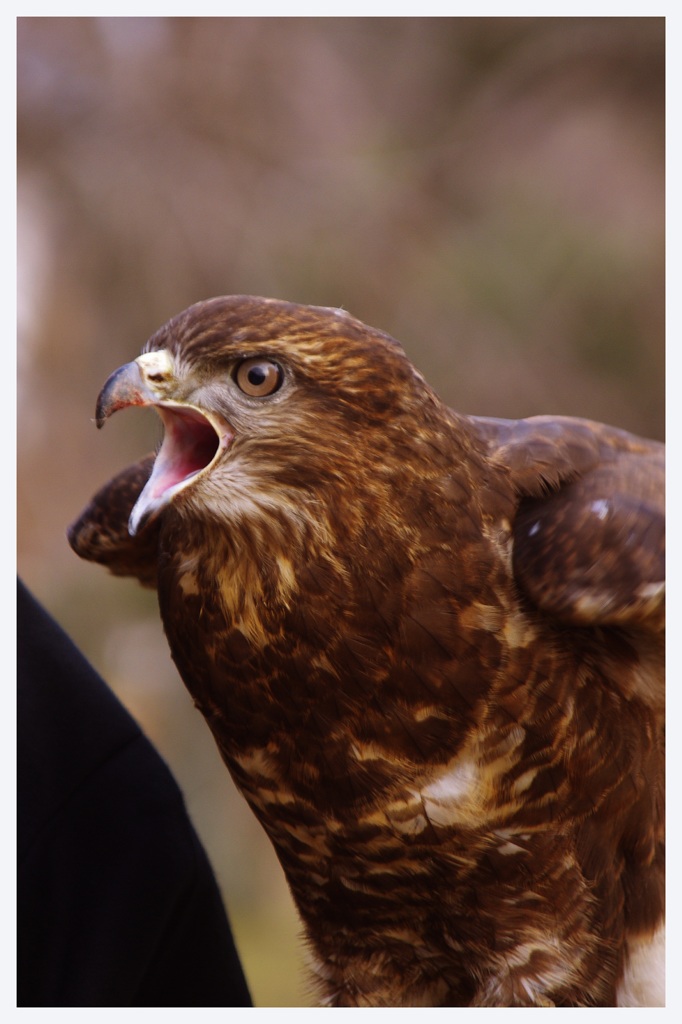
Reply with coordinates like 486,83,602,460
68,297,664,1006
67,453,159,587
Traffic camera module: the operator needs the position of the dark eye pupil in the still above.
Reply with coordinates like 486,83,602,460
235,357,282,396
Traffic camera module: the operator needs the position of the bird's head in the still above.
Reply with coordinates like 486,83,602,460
95,296,441,538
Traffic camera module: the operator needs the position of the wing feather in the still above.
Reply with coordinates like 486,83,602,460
476,415,664,628
67,453,160,588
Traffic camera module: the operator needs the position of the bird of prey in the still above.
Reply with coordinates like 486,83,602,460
69,296,664,1007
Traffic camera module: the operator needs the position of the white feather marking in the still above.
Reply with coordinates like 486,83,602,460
617,925,665,1007
423,762,477,803
496,840,526,856
590,498,610,520
636,581,665,601
420,759,480,827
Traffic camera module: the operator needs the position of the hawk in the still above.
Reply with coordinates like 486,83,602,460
69,297,664,1006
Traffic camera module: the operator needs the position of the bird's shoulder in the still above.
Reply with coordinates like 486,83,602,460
471,414,664,632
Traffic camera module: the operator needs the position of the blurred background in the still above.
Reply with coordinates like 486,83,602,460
17,16,664,1007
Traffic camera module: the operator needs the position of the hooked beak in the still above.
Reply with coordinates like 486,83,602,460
96,360,155,428
96,352,233,535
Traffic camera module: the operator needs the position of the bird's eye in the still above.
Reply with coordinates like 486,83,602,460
234,358,283,397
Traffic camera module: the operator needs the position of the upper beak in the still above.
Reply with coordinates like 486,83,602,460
96,353,169,427
96,352,175,428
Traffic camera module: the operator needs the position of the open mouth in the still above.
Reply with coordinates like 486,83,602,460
129,403,231,534
151,405,222,497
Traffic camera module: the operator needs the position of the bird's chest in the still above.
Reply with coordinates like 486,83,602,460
157,517,530,780
157,537,620,1007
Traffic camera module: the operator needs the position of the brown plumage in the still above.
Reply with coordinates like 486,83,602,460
68,296,664,1006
